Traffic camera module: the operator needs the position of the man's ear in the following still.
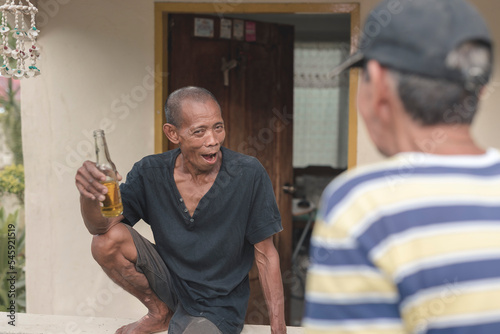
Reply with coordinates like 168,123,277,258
366,60,394,125
163,123,180,144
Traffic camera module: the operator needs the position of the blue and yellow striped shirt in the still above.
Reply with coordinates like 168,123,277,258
304,149,500,334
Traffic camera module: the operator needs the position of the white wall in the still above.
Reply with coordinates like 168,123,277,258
21,0,500,321
22,0,155,318
468,0,500,155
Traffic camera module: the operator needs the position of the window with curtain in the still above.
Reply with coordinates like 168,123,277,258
293,42,350,169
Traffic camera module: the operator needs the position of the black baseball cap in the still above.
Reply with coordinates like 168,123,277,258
331,0,493,84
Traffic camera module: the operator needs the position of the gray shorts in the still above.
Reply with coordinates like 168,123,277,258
125,224,222,334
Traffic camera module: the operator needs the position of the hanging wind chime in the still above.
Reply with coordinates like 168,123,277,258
0,0,40,79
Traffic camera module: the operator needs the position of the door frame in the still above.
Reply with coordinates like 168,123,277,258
154,2,360,169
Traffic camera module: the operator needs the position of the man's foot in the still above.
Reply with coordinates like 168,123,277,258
115,311,171,334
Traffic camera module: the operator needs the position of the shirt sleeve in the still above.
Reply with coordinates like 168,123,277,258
303,185,405,334
245,162,283,245
119,161,148,227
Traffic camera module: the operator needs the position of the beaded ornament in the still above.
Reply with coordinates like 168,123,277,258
0,0,40,79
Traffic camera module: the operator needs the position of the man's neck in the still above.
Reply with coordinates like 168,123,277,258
175,152,222,184
398,123,485,156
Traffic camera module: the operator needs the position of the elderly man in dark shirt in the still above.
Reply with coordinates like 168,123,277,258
75,87,287,334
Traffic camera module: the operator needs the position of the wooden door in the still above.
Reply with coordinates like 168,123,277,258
168,14,294,324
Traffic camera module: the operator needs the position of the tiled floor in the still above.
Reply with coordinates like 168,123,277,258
0,312,304,333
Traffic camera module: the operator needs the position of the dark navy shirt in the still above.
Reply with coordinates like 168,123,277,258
120,147,282,333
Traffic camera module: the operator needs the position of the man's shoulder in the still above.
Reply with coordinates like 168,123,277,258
319,157,409,213
336,148,500,189
132,148,179,171
321,149,500,214
325,157,402,193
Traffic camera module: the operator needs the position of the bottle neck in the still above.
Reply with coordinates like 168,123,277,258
94,134,113,168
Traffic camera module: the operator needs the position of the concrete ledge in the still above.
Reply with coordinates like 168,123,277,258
0,312,304,333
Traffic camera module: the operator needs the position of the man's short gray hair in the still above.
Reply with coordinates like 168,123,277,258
388,41,493,125
164,87,221,127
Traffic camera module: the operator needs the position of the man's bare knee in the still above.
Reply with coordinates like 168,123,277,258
91,223,136,265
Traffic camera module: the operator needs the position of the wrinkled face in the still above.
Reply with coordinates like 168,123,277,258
176,99,225,172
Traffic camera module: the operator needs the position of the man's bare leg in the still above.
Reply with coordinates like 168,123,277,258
91,223,171,334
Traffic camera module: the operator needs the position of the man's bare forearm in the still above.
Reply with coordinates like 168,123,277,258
80,196,121,235
261,257,286,333
255,237,287,334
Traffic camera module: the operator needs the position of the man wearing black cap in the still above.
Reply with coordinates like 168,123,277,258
304,0,500,333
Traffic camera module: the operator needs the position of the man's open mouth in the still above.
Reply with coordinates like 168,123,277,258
202,153,217,163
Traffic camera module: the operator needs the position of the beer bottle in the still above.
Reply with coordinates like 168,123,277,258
93,129,123,217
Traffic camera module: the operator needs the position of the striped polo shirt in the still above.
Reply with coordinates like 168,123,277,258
303,149,500,334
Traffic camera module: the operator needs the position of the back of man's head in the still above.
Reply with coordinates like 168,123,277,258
385,41,492,125
333,0,494,125
164,87,221,128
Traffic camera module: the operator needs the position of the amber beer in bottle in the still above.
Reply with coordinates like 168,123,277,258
93,129,123,217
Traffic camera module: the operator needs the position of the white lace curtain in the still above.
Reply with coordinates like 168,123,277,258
293,42,350,169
